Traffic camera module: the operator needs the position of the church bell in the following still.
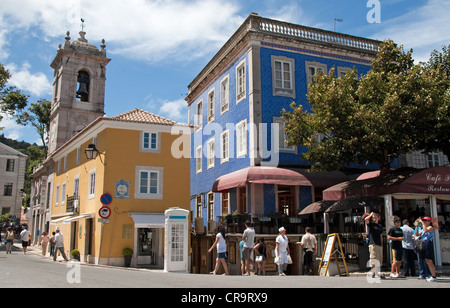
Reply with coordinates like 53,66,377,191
76,71,90,101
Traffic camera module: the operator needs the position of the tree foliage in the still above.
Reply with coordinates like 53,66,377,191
282,40,449,174
0,63,29,126
16,99,51,157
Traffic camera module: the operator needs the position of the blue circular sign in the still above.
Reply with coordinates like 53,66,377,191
100,193,113,205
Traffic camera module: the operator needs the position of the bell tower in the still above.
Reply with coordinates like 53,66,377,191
48,30,111,155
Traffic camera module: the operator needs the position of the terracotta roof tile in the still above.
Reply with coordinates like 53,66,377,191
109,108,178,126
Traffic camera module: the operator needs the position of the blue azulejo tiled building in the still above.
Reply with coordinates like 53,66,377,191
185,13,383,234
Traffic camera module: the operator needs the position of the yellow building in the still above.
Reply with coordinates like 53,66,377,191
50,108,190,268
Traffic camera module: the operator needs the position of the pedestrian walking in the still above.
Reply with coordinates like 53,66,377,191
253,238,267,276
400,219,416,277
388,217,404,278
275,227,290,276
364,211,384,279
299,226,317,275
53,227,68,261
4,227,15,254
19,227,31,254
40,231,50,256
49,231,56,257
242,221,255,276
208,225,229,275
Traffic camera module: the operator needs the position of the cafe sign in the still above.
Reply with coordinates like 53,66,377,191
405,166,450,195
425,172,450,193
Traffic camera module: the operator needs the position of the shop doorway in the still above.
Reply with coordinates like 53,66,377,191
137,228,162,268
278,186,296,217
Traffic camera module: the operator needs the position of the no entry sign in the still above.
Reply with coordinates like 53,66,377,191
100,193,113,206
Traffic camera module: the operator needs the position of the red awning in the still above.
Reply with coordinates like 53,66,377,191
212,167,312,193
323,166,450,200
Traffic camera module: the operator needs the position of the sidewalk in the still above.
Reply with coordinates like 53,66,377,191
9,241,450,277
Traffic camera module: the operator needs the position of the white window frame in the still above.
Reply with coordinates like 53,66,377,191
196,100,203,130
135,166,164,200
236,60,246,103
73,175,80,200
88,169,96,199
55,185,60,206
236,119,247,157
272,56,295,98
337,66,354,78
306,61,327,87
63,156,68,172
207,88,215,123
273,117,297,153
220,130,229,164
196,146,202,173
207,138,215,169
76,147,81,165
220,76,229,114
141,131,160,153
61,182,66,204
207,192,215,222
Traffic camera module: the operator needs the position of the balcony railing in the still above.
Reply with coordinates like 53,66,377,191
66,195,79,213
256,16,380,53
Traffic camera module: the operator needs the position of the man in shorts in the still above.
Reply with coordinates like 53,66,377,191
242,221,255,276
388,217,404,278
364,211,384,279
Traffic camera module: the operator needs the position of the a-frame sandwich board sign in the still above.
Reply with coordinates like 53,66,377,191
318,233,349,276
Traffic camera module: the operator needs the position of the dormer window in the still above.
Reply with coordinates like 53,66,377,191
76,70,90,102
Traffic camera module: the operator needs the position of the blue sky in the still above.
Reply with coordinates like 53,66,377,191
1,0,449,145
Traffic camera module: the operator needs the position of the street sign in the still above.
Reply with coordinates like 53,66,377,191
100,193,113,206
98,218,110,224
99,206,111,219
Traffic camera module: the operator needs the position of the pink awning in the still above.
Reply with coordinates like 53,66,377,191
212,167,312,193
356,170,380,180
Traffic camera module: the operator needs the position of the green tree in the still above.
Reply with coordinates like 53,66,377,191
0,63,29,126
16,99,51,157
418,45,450,159
282,40,448,174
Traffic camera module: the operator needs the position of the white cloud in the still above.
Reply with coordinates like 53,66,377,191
1,113,41,145
5,62,52,97
372,0,450,62
0,0,244,63
158,98,187,122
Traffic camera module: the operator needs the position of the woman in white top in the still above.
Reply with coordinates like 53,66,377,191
208,225,229,275
276,227,290,276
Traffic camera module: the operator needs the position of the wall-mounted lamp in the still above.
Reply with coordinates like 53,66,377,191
85,143,105,164
85,144,99,160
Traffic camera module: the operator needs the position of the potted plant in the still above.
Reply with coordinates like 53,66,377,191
71,249,80,261
122,248,133,267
